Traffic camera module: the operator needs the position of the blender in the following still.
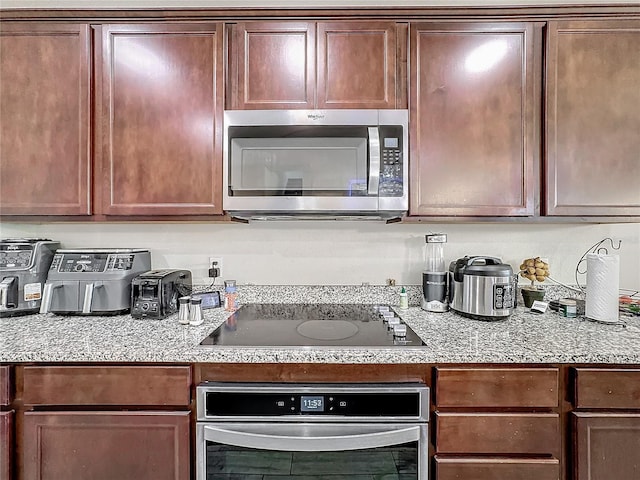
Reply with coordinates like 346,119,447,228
421,234,449,312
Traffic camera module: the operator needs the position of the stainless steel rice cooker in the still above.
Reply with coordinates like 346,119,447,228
449,256,515,320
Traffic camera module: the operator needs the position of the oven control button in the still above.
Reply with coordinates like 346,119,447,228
339,401,347,407
276,401,285,407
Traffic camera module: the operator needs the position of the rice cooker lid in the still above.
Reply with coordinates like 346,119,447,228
451,256,513,278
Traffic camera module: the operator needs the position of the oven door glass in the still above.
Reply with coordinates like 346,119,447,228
197,422,427,479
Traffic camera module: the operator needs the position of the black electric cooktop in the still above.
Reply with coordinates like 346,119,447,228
199,304,425,347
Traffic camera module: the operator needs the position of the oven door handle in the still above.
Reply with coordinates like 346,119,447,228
201,423,421,452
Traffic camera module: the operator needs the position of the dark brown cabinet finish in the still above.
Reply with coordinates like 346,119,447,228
22,365,191,406
545,20,640,216
0,411,12,480
409,22,541,216
99,23,224,215
0,23,91,216
22,411,190,480
573,413,640,480
574,368,640,409
229,21,401,110
435,412,560,456
0,366,9,406
436,367,559,407
435,457,560,480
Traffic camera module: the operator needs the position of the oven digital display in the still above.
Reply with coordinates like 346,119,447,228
300,396,324,412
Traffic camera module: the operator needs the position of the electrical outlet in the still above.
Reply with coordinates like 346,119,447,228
208,257,223,278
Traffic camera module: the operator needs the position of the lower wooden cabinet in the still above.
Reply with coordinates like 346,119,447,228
573,413,640,480
1,411,12,480
435,456,560,480
436,412,560,456
22,411,190,480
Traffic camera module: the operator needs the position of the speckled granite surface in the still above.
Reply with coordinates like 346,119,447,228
1,285,638,364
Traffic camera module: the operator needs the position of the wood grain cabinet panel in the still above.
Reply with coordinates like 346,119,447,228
229,21,402,110
545,20,640,216
0,23,91,216
409,22,541,216
0,366,10,406
435,457,560,480
23,411,190,480
574,413,640,480
0,411,12,480
22,365,191,406
436,412,560,456
574,368,640,409
100,23,224,215
317,21,397,109
436,367,559,407
230,22,316,109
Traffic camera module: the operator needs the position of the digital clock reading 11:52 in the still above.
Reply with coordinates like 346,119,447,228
300,396,324,412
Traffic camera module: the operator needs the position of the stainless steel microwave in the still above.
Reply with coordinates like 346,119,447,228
223,109,408,221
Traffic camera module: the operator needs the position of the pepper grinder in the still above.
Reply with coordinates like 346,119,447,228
189,297,204,326
178,296,190,325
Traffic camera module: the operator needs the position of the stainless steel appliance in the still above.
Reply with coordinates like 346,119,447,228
131,269,192,319
421,233,449,312
0,239,60,316
40,249,151,315
223,109,408,221
196,382,429,480
449,256,515,320
199,304,425,347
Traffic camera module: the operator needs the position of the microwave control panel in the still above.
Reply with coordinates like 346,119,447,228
379,125,404,197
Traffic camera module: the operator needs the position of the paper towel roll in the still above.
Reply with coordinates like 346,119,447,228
585,253,619,323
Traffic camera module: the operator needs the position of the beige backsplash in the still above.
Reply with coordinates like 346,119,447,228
2,221,638,290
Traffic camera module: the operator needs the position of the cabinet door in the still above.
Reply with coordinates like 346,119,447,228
0,411,12,480
410,23,541,216
23,411,190,480
0,23,91,216
545,20,640,216
574,413,640,480
100,23,224,215
317,21,398,109
230,22,315,109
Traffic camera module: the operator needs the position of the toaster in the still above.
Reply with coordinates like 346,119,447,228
131,269,192,319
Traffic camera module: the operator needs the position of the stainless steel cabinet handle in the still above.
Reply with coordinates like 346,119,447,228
202,423,420,452
368,126,380,195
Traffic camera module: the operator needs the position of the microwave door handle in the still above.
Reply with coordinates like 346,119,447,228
367,126,380,195
201,423,420,452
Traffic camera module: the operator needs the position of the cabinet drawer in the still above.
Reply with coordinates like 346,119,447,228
436,412,560,456
436,367,559,407
435,457,560,480
22,365,191,406
575,368,640,409
0,366,9,406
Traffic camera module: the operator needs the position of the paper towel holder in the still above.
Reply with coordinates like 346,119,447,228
575,237,622,290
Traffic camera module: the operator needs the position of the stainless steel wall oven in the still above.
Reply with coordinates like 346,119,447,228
196,382,429,479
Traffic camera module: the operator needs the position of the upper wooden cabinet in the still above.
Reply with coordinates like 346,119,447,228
229,21,404,110
409,22,541,216
545,20,640,216
0,23,91,216
98,23,224,216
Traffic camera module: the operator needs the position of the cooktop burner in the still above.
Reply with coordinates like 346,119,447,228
199,304,425,347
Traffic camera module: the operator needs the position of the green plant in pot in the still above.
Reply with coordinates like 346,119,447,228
519,257,549,307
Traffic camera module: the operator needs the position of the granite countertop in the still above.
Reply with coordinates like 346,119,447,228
1,285,639,364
